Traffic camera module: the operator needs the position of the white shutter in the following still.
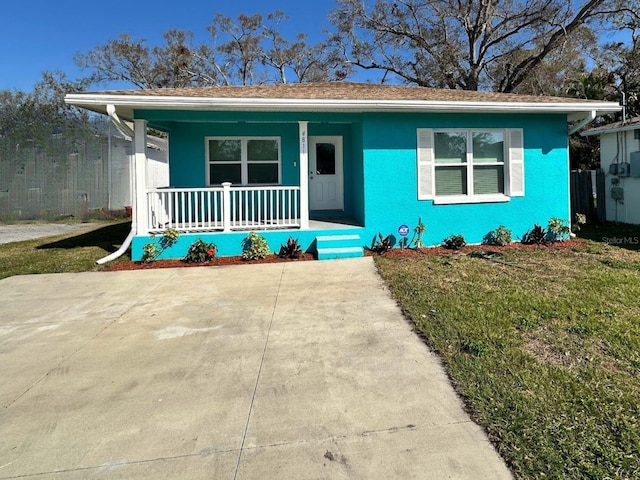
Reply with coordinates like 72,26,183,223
417,128,434,199
507,128,524,197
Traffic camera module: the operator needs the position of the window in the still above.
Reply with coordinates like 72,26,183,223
207,137,280,185
417,128,524,203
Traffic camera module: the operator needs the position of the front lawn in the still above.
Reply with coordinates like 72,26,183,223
375,241,640,479
0,220,131,280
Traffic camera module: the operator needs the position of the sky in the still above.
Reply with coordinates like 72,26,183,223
0,0,335,91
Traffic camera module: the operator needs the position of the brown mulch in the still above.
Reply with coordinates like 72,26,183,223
107,240,585,271
106,252,315,271
366,239,585,257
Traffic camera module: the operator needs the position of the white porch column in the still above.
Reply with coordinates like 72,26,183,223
222,182,232,232
298,121,310,229
134,119,148,235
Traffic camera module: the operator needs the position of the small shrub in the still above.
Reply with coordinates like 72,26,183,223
484,225,512,246
184,239,217,263
442,234,466,250
141,243,159,263
278,237,303,259
522,224,547,245
242,231,270,260
547,217,570,241
411,218,427,248
141,228,180,263
573,213,587,232
370,233,394,254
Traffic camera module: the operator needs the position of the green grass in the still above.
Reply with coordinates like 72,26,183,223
0,220,132,280
375,240,640,479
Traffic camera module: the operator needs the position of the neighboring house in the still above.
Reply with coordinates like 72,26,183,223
65,83,620,260
582,117,640,224
0,130,167,220
108,134,168,211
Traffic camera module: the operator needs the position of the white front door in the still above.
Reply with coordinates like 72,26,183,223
309,136,343,211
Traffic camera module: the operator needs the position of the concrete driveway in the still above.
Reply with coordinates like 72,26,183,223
0,258,511,479
0,223,91,245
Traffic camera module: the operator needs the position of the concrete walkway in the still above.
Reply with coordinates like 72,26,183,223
0,259,512,479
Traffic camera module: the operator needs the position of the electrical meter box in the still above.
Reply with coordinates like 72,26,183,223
611,186,624,200
630,151,640,178
609,163,619,175
618,163,630,176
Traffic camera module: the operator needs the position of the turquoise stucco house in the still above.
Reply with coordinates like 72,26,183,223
65,83,620,261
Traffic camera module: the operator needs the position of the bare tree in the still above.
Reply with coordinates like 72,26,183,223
260,11,341,84
74,31,225,89
75,34,156,89
208,13,265,85
75,11,340,89
329,0,639,92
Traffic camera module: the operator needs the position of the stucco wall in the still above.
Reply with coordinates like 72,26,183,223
131,109,570,259
361,112,569,245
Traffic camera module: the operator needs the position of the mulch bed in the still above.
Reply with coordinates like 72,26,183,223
106,252,315,271
106,240,585,271
365,239,586,258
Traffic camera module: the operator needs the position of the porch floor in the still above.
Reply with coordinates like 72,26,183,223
308,217,362,230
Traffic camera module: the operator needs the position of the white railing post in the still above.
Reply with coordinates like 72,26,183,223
222,182,232,232
298,121,309,229
134,119,148,234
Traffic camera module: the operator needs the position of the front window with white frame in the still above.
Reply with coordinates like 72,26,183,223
417,128,524,204
207,137,280,185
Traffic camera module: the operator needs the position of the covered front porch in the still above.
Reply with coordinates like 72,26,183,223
129,117,366,260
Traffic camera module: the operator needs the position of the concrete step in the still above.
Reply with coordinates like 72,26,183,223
316,234,364,260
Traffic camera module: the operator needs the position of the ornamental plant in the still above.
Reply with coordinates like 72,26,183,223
184,239,217,263
484,225,512,246
411,217,427,248
278,236,303,259
370,233,394,254
442,234,466,250
141,228,180,263
522,224,547,245
242,231,270,260
547,217,570,241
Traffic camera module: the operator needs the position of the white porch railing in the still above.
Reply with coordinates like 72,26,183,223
146,184,301,233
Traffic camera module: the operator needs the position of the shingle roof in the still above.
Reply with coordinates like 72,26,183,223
581,116,640,136
89,82,600,105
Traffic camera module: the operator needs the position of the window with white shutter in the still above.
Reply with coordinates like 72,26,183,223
417,128,524,204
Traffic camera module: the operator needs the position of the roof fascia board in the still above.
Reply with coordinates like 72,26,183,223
65,93,621,115
581,123,640,137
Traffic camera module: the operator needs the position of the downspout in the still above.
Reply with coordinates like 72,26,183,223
96,105,136,265
106,104,135,138
568,110,596,135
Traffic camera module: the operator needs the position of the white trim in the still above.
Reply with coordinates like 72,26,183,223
133,119,148,235
568,110,596,135
298,121,309,230
417,129,434,199
205,136,281,186
581,122,640,137
433,194,511,205
506,128,525,197
65,93,621,117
